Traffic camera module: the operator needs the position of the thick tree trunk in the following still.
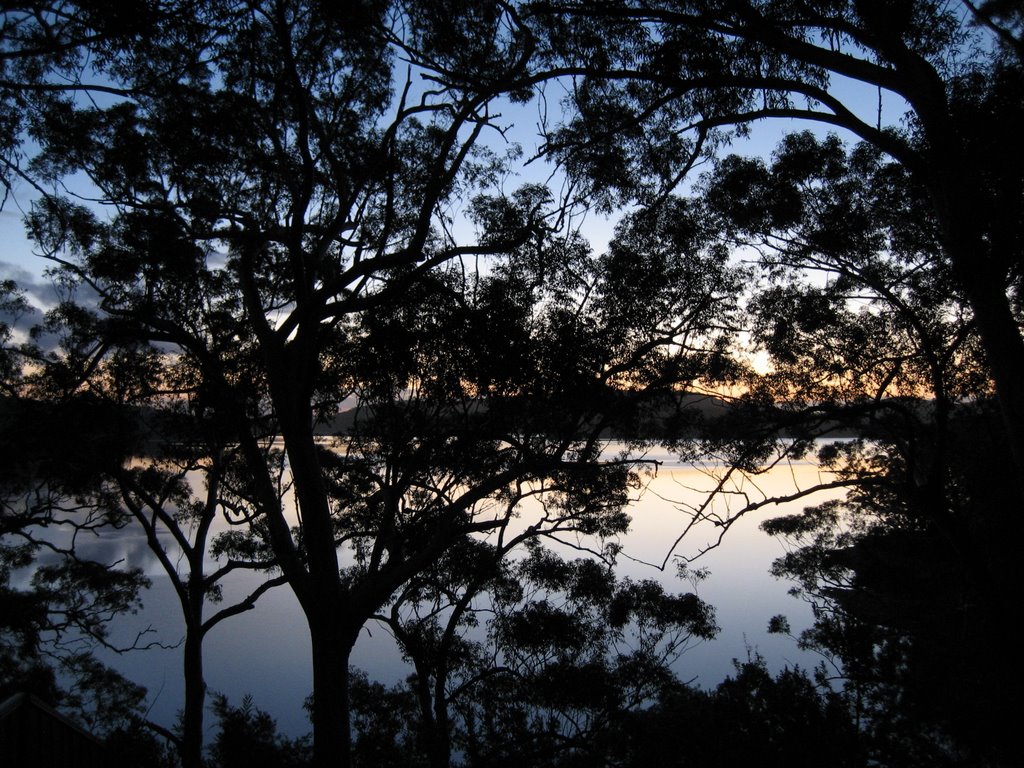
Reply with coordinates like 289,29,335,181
429,681,453,768
308,615,359,768
936,176,1024,501
895,55,1024,500
180,624,206,768
955,260,1024,492
267,371,355,765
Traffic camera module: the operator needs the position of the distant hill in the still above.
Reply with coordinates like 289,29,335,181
312,392,736,440
312,393,930,442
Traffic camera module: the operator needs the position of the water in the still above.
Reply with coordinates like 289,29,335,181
86,443,845,738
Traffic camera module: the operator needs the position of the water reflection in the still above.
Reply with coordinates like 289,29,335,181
87,445,845,738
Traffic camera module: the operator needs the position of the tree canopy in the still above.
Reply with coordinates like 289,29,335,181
532,0,1024,485
1,2,1018,767
4,2,742,765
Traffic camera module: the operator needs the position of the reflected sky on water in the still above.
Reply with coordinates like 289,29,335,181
83,445,845,738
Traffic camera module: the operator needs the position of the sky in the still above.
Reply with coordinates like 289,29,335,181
0,52,908,294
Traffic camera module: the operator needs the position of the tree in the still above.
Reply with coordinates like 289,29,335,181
372,536,716,765
4,278,289,768
621,653,862,768
0,329,157,744
103,428,288,767
348,669,423,767
528,0,1024,488
700,129,983,479
763,401,1017,767
515,14,1021,757
366,540,717,768
583,129,983,568
652,129,1013,764
207,692,312,768
462,545,717,767
1,2,209,202
17,2,744,764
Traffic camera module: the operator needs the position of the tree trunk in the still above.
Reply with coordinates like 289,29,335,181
407,648,450,768
936,175,1024,500
180,624,206,768
908,70,1024,501
308,615,358,768
429,677,453,768
955,260,1024,491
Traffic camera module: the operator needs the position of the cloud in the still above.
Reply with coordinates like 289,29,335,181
0,259,61,308
1,262,41,333
0,260,103,352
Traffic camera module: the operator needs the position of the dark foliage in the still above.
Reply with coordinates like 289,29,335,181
621,656,862,768
208,693,312,768
765,405,1016,767
2,4,1019,767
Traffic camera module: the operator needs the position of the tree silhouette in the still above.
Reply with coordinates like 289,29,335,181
3,275,293,766
645,129,1015,765
106,432,287,766
466,546,716,766
764,403,1016,766
362,540,716,768
531,0,1024,490
0,369,155,741
207,692,312,768
668,130,1014,765
621,654,862,768
6,4,1012,765
13,2,744,764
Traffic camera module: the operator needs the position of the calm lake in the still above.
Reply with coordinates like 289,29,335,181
85,442,846,738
